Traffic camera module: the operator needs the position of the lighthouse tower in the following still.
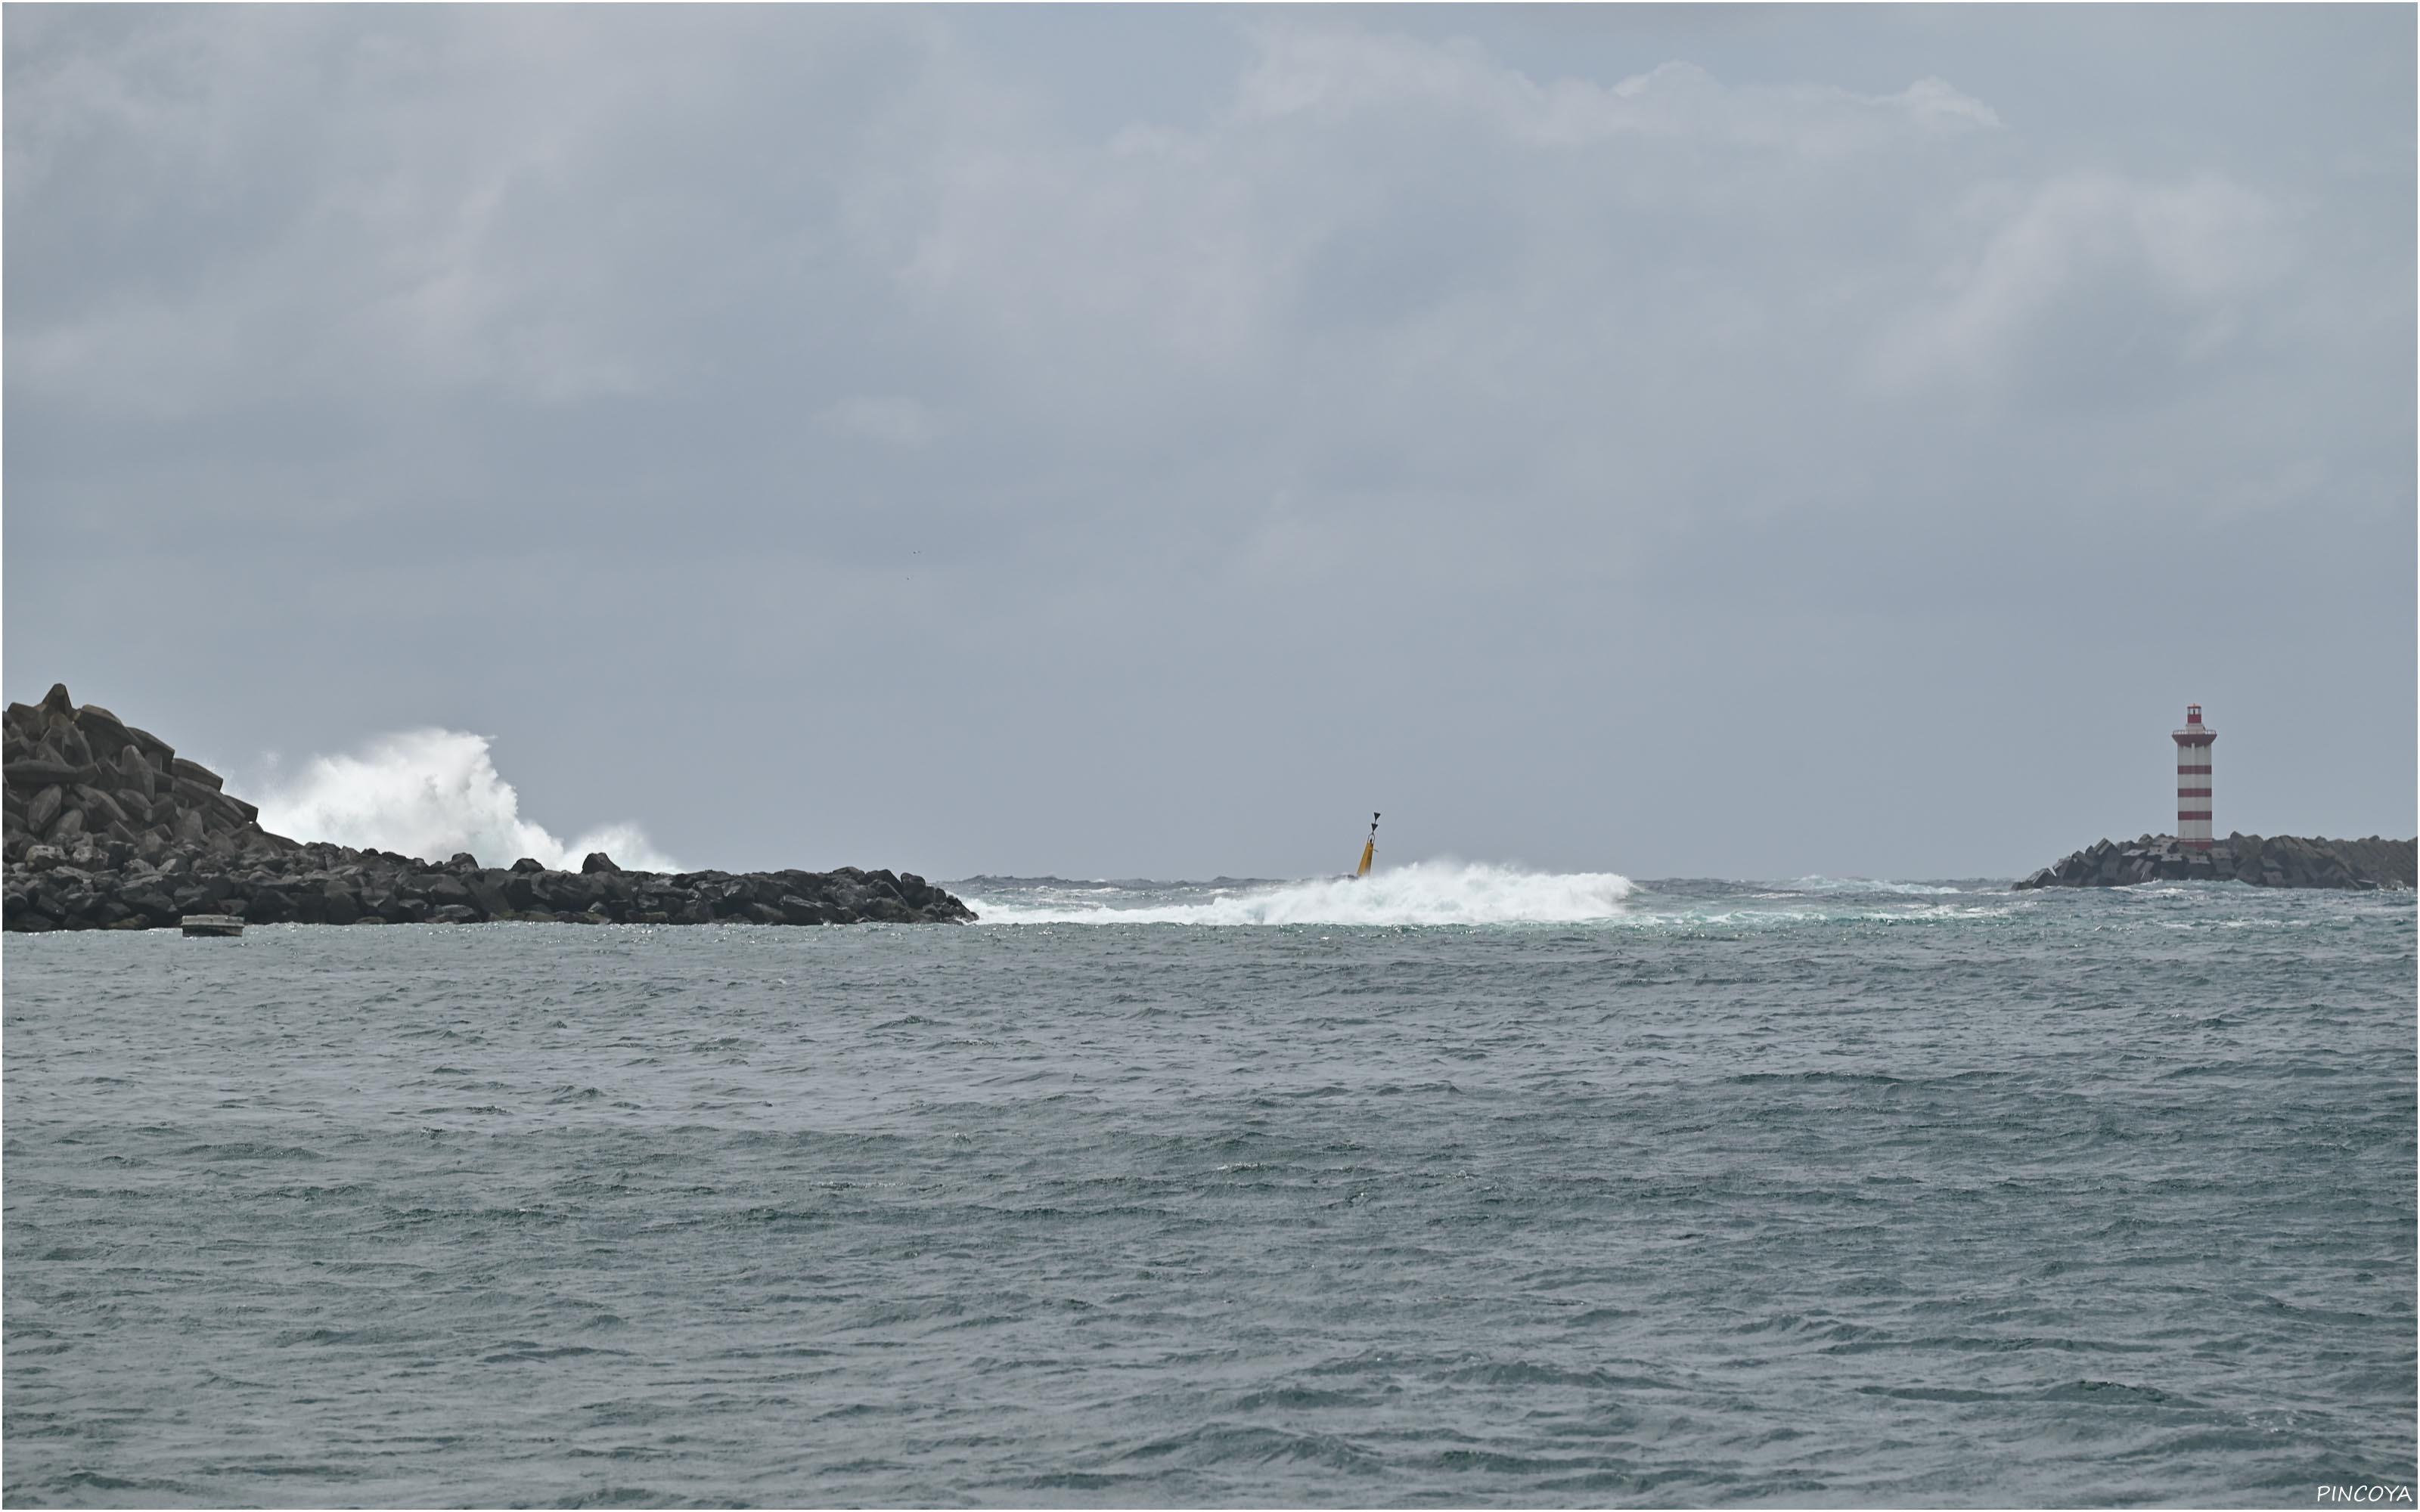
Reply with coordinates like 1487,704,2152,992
2173,704,2216,850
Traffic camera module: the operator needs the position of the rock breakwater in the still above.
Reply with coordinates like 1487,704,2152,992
2013,832,2415,891
3,684,974,930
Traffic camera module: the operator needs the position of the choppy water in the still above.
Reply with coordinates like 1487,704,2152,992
5,873,2413,1507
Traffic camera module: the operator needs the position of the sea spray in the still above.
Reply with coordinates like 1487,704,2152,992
963,860,1636,926
254,729,681,872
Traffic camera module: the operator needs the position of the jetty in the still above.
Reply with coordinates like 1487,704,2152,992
3,683,975,931
2013,833,2415,891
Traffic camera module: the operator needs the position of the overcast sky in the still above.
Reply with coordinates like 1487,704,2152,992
7,5,2412,881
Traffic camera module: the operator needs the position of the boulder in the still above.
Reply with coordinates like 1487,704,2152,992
5,757,95,792
779,894,839,925
72,703,135,761
422,876,473,909
169,776,228,816
116,744,157,802
45,723,95,770
118,885,179,925
582,851,623,875
73,785,130,831
464,871,510,917
120,723,175,770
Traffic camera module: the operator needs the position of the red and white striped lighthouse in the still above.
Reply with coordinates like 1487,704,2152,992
2173,704,2216,849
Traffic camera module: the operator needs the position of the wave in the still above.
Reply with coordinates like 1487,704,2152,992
963,860,1635,927
253,729,681,872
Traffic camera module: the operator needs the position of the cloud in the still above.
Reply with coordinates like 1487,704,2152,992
1231,26,2000,153
0,12,2368,569
815,395,939,447
4,8,2408,875
1869,169,2285,397
1892,76,2003,132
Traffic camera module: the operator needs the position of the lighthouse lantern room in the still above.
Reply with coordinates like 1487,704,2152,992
2173,704,2216,850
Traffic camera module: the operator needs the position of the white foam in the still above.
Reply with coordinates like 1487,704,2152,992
253,729,681,872
967,860,1635,926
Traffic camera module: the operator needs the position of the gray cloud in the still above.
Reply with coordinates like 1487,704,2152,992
7,6,2411,879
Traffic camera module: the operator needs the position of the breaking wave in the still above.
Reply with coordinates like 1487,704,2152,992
253,729,681,872
964,860,1635,927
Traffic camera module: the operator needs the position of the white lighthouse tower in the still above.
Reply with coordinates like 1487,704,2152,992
2173,704,2215,850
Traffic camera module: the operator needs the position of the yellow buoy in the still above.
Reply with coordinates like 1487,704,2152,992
1355,812,1379,878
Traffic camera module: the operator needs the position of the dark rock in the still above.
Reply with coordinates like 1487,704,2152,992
423,876,473,908
510,857,547,873
582,851,623,875
47,723,95,770
73,703,135,761
232,823,295,856
26,785,63,837
122,723,175,771
6,757,96,792
2014,833,2415,891
169,757,222,792
116,744,158,803
169,775,229,817
464,871,510,918
74,784,131,832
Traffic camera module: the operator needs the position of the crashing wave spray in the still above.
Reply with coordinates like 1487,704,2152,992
253,729,681,872
968,860,1635,926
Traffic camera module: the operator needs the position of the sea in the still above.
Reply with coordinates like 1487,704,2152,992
5,866,2413,1507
